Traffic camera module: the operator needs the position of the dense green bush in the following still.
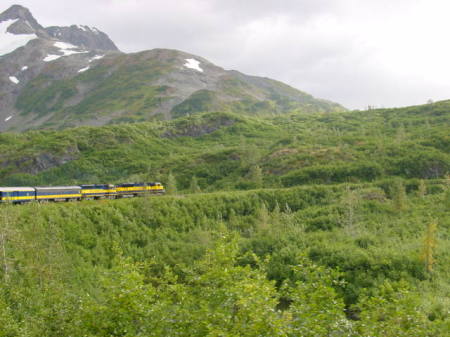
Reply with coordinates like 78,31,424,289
281,162,383,186
1,99,448,190
0,181,447,335
0,99,448,335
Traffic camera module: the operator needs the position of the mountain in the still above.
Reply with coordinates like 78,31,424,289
0,4,345,132
0,4,120,131
0,4,47,37
0,4,118,51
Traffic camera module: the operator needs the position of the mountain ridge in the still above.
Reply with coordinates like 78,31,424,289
0,4,346,132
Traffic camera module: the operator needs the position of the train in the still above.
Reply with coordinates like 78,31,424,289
0,182,165,204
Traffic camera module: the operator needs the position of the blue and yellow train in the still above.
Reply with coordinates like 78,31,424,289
0,182,165,204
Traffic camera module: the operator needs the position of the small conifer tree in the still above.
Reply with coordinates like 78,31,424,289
248,165,263,188
417,179,427,198
395,124,406,143
189,176,201,194
421,221,437,274
166,172,177,195
340,186,360,235
256,202,270,232
271,201,280,223
392,179,407,211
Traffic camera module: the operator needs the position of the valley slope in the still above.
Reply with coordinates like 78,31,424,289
0,100,448,190
0,4,449,337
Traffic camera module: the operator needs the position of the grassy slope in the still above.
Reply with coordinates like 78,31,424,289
12,50,345,130
15,52,176,128
0,100,448,190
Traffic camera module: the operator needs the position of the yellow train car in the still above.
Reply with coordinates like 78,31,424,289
0,182,164,205
145,182,165,194
81,184,117,199
116,182,165,197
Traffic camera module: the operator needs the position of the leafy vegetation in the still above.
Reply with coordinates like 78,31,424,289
0,100,448,190
0,180,448,335
0,99,448,335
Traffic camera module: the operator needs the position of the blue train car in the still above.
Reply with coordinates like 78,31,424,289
0,182,165,205
35,186,82,202
0,187,35,204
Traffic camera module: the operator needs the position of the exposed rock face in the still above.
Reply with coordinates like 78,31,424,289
0,4,117,51
0,145,80,175
45,25,119,51
0,4,48,37
0,5,42,30
162,113,237,138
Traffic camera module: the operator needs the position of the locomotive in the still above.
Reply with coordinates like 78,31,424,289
0,182,165,204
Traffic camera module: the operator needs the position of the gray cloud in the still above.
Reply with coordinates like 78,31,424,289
3,0,450,109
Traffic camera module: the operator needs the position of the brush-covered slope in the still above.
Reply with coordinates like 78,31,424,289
0,4,344,132
0,102,448,335
0,179,449,336
0,100,448,189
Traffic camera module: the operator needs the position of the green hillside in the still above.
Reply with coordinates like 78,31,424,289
0,181,448,335
0,100,449,336
5,49,345,132
0,100,448,190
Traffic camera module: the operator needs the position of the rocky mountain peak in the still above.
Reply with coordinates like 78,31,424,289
0,4,118,52
0,3,122,130
45,25,119,51
0,4,33,21
0,4,43,33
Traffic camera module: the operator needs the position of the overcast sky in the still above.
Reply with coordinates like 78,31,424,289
3,0,450,109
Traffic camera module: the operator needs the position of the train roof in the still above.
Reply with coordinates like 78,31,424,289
34,186,81,190
116,182,145,187
0,187,35,192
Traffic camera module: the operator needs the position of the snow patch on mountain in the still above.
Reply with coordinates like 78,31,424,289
4,116,12,122
43,54,61,62
0,19,37,56
54,41,76,49
43,41,88,62
78,66,89,73
21,65,28,71
184,58,203,72
89,54,104,62
54,41,86,55
9,76,19,84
